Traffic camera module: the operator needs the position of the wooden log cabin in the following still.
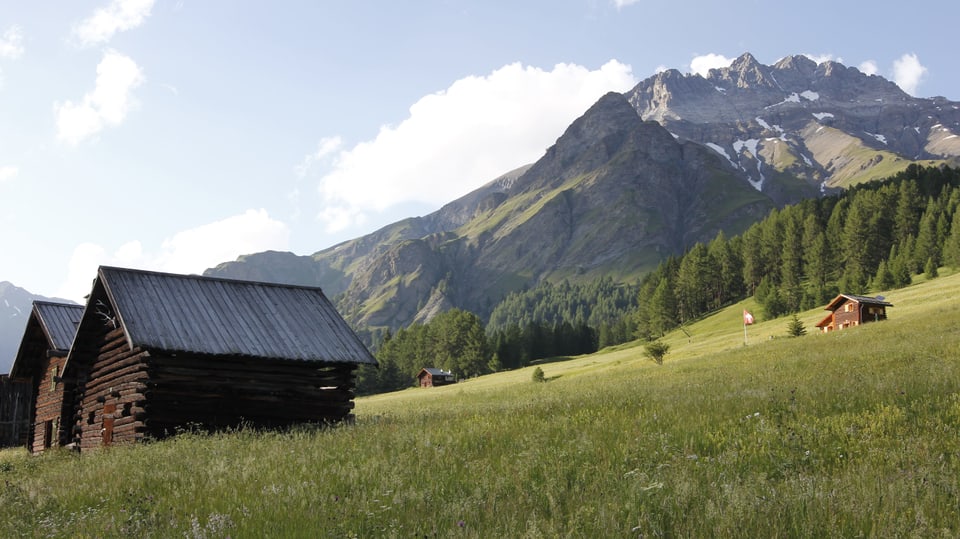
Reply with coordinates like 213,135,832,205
6,301,84,452
417,368,456,387
815,294,893,333
62,266,377,452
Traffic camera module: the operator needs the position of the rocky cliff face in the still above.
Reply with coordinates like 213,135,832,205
627,53,960,190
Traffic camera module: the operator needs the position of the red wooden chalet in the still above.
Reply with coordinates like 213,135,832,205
815,294,893,333
417,368,455,387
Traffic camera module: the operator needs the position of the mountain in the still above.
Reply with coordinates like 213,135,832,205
0,282,78,374
627,53,960,190
208,92,774,330
207,53,960,334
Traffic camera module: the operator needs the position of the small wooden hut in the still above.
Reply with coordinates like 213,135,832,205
815,294,893,333
6,301,83,452
417,368,455,387
62,266,377,451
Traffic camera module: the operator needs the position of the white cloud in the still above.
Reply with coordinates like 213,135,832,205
802,53,843,65
55,50,144,145
73,0,155,46
312,60,637,233
892,53,927,96
859,60,879,76
689,54,732,77
612,0,641,8
296,136,342,178
57,209,290,301
0,26,24,59
0,166,17,183
654,65,668,74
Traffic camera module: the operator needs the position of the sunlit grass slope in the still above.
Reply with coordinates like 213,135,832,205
2,273,959,537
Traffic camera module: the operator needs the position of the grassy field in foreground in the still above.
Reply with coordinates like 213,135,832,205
2,274,960,537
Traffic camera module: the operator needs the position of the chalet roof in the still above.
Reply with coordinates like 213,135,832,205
9,301,83,377
74,266,376,365
33,301,84,352
824,294,894,311
419,368,452,377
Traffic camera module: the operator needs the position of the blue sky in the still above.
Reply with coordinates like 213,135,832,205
1,0,958,302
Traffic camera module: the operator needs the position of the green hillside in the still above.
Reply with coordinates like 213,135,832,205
3,273,960,537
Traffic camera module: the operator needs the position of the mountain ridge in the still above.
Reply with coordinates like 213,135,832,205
205,54,960,335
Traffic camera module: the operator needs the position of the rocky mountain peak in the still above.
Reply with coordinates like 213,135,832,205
773,54,818,75
626,52,960,194
714,52,779,90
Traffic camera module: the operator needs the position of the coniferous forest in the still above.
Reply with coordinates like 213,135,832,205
359,165,960,394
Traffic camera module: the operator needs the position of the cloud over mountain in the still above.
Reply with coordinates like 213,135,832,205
306,61,637,233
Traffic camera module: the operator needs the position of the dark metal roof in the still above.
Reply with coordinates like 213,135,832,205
824,294,894,311
96,266,376,365
420,368,453,377
33,301,84,351
9,301,83,377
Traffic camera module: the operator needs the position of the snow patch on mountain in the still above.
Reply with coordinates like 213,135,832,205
765,93,802,109
866,132,888,144
705,143,737,168
812,112,834,121
733,138,764,191
800,90,819,101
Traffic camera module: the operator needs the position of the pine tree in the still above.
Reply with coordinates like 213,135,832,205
780,210,804,311
943,209,960,268
871,260,896,291
648,276,677,337
925,257,939,279
675,243,715,322
802,214,830,290
894,180,922,243
786,314,807,337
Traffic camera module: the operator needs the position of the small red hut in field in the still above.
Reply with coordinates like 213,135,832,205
7,301,83,452
815,294,893,333
417,368,455,388
62,266,377,451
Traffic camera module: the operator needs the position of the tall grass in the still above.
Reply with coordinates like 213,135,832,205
2,275,960,537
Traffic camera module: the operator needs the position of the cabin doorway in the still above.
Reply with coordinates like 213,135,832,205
101,402,116,446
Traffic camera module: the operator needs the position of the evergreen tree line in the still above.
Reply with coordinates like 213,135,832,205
357,308,489,395
635,164,960,338
358,278,641,394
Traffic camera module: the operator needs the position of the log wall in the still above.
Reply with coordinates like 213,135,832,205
0,376,32,448
143,354,357,439
71,319,358,450
73,325,150,452
27,355,69,453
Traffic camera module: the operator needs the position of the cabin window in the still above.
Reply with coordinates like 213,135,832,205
50,366,58,391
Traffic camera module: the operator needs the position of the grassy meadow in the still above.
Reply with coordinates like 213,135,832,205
2,274,960,537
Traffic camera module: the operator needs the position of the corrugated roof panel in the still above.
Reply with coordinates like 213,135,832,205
33,301,84,352
99,266,376,365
